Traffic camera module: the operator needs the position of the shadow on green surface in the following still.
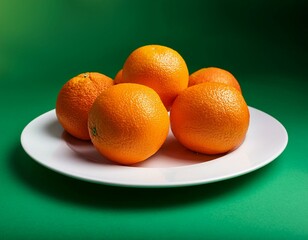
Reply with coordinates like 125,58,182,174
10,142,279,210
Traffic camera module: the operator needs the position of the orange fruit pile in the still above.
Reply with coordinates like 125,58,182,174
56,44,250,165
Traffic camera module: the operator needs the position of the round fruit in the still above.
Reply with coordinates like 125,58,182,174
170,82,249,155
121,44,189,110
88,83,170,165
189,67,242,92
56,72,114,140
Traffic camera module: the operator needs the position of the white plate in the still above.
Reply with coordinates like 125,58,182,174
21,107,288,187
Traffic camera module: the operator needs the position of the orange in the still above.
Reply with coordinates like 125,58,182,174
188,67,242,92
56,72,114,140
121,44,189,110
170,82,249,155
114,69,123,84
88,83,170,165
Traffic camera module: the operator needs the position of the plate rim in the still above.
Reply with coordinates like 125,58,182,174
20,106,288,188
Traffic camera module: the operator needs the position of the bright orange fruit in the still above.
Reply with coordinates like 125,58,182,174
189,67,242,92
56,72,114,140
88,83,170,165
121,45,189,110
170,82,249,155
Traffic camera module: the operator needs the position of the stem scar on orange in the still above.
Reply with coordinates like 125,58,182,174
56,72,114,140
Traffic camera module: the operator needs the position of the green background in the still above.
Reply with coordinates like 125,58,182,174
1,0,307,239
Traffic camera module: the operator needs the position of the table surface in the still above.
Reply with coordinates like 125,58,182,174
1,0,307,239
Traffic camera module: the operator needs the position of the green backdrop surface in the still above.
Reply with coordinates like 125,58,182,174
1,0,307,239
